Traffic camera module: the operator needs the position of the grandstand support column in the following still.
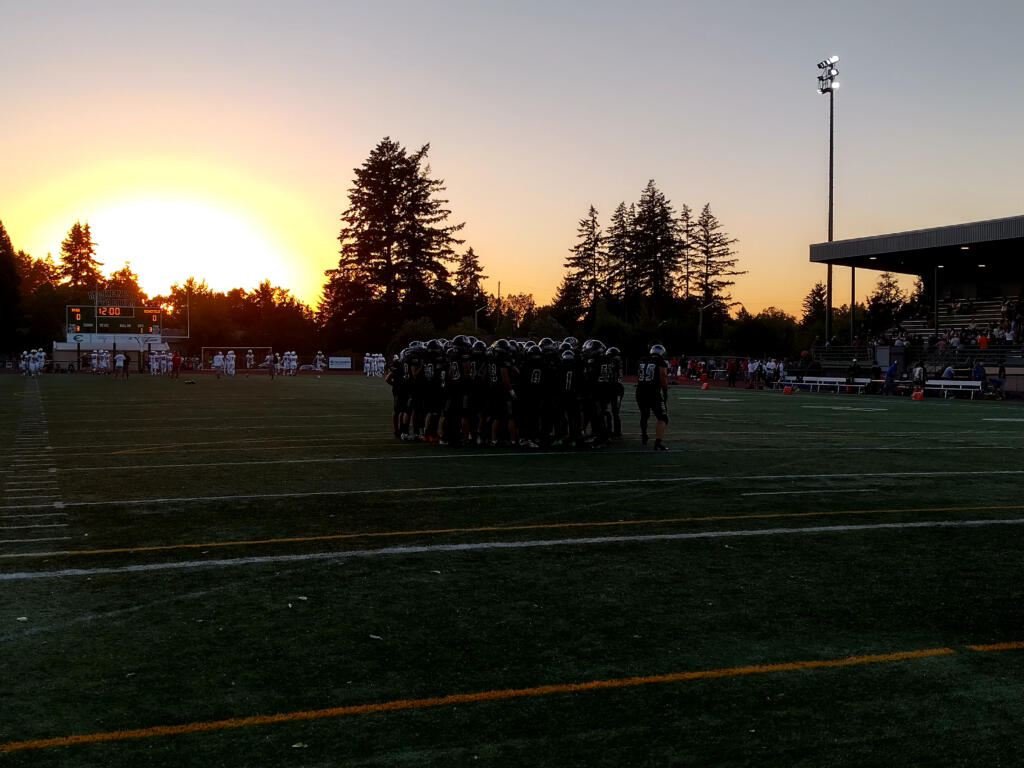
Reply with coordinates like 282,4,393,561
850,266,855,344
933,265,940,334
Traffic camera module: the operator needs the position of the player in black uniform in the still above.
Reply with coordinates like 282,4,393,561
636,343,670,451
467,340,488,445
605,346,624,438
517,343,546,448
440,336,469,445
403,342,426,441
554,348,582,447
421,339,444,442
580,339,609,447
486,339,517,446
384,353,406,438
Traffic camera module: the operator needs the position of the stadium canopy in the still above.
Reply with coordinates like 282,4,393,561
810,215,1024,284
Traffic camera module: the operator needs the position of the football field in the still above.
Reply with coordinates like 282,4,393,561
2,372,1023,766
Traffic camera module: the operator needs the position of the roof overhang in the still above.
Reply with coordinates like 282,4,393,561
809,215,1024,276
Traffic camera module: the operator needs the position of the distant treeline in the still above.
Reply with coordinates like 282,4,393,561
0,138,925,361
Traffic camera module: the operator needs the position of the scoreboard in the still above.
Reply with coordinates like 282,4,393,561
66,306,162,339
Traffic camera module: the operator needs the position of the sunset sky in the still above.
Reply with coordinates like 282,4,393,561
4,0,1023,315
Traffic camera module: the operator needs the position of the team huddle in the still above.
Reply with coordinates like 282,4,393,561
18,349,47,377
385,336,670,451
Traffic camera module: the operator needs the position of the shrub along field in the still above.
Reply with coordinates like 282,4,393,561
2,372,1023,766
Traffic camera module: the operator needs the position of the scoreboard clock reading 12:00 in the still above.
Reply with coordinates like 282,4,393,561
66,306,162,336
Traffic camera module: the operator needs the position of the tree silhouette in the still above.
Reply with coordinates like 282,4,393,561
58,221,103,288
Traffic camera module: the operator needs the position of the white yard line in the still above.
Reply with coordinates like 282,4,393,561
2,517,1022,581
38,443,1020,474
0,524,68,530
0,536,73,545
742,489,876,497
2,467,1024,511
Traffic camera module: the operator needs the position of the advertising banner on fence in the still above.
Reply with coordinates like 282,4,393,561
328,356,352,370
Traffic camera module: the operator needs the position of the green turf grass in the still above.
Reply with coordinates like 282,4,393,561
2,373,1024,766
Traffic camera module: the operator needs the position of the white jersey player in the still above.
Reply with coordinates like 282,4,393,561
212,351,224,378
226,350,236,376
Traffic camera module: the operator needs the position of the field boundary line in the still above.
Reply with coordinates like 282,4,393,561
5,469,1024,511
6,503,1024,560
13,643,1024,753
4,517,1024,580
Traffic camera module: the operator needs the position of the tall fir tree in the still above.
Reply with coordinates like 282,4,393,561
630,180,679,309
327,137,463,326
453,247,488,305
676,204,696,299
692,203,744,306
603,201,634,301
58,221,103,288
801,281,828,326
564,205,604,309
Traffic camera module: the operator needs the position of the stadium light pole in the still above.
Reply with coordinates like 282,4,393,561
817,55,840,344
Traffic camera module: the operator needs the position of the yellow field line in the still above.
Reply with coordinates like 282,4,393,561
62,503,1024,557
966,641,1024,651
0,646,963,753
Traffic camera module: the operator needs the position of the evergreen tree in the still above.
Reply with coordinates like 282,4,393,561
564,205,604,309
676,204,696,299
603,201,633,301
552,274,586,328
0,220,21,352
58,221,103,288
801,281,827,326
328,137,463,328
692,203,743,306
631,180,678,309
865,272,907,335
453,247,488,305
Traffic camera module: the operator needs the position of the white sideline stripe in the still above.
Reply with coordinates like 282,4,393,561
983,418,1024,422
3,468,1024,511
37,444,1021,474
0,524,67,530
741,489,876,497
2,517,1022,581
1,512,69,519
0,536,72,545
54,423,354,436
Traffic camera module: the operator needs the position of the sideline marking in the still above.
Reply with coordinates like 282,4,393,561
4,517,1024,580
8,501,1022,560
0,649,955,751
742,489,875,497
13,644,1024,753
802,406,888,412
5,468,1024,511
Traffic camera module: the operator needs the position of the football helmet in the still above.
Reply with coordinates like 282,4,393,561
650,344,667,357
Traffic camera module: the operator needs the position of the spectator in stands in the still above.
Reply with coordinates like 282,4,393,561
941,364,955,379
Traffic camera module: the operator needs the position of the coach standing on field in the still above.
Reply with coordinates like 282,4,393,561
636,344,670,451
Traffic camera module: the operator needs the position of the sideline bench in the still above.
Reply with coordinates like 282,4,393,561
923,379,983,399
773,376,871,393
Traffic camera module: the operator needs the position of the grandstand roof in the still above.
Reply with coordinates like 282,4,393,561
809,215,1024,276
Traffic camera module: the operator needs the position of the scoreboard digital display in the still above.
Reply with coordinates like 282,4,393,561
67,306,162,337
